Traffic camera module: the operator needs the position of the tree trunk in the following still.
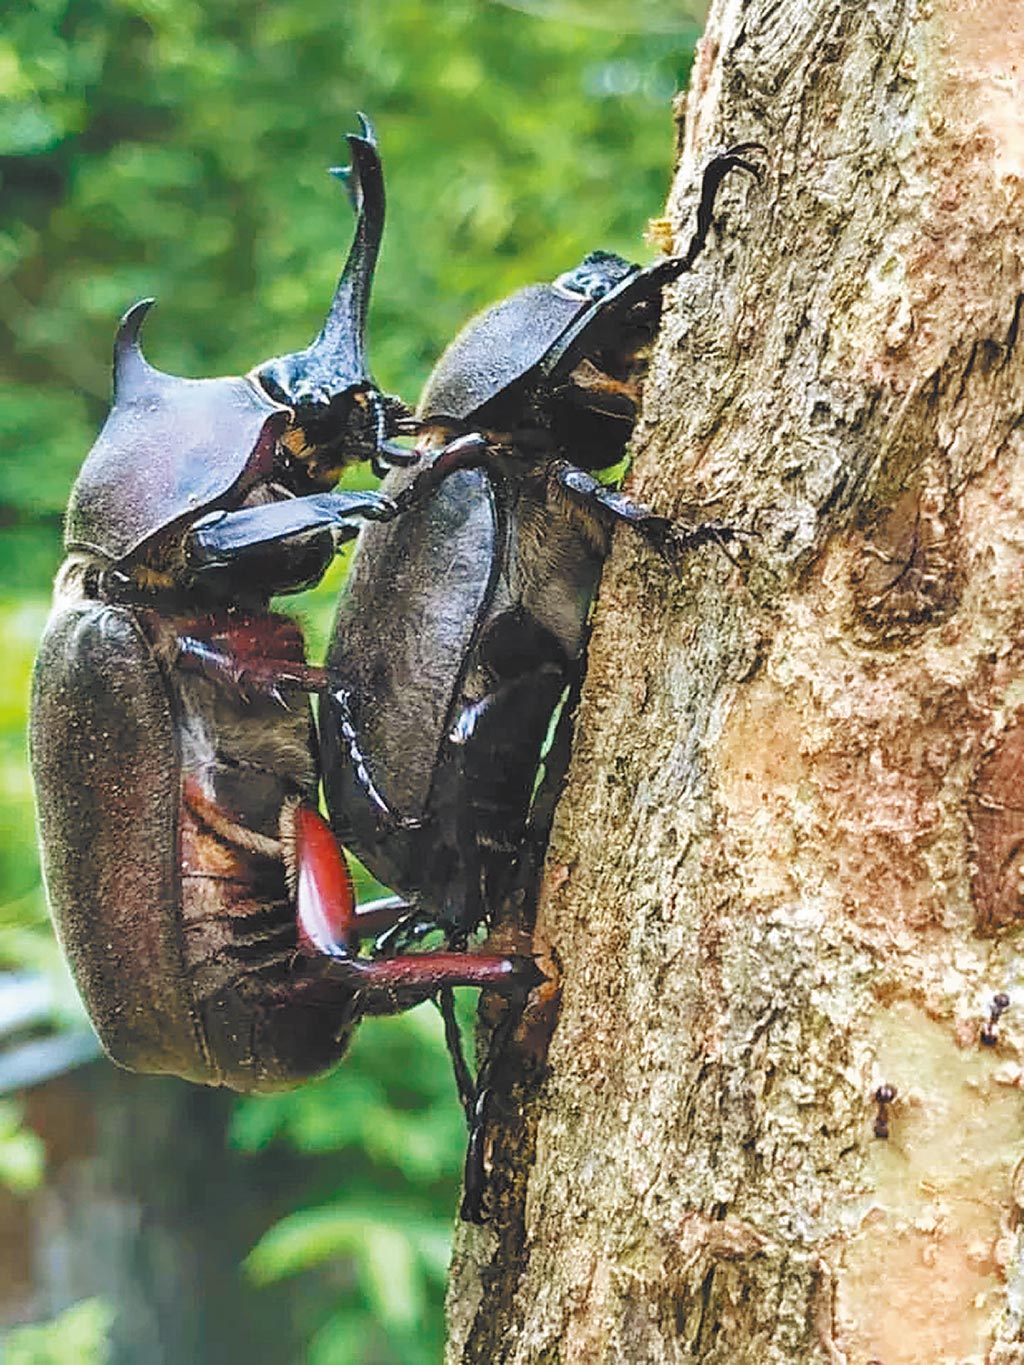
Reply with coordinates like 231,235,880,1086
446,1,1024,1361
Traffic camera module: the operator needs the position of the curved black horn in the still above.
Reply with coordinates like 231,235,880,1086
113,298,160,402
316,113,385,386
253,117,385,406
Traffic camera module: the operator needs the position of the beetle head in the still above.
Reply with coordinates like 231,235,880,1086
416,251,639,428
65,299,289,565
551,250,636,303
254,116,413,481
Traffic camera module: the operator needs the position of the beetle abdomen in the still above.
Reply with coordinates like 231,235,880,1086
31,594,350,1093
177,789,325,1092
144,609,341,1091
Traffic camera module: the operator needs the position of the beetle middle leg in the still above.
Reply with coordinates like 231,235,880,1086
330,687,415,828
387,433,497,516
175,626,409,825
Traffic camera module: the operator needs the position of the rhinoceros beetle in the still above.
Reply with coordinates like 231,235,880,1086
29,121,533,1094
322,145,762,942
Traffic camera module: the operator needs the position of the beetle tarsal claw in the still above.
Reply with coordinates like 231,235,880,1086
362,493,399,522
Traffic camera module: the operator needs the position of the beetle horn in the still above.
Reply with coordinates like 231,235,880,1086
251,117,385,411
312,113,384,385
113,297,160,402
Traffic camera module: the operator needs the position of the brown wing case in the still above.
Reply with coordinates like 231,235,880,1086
29,599,207,1079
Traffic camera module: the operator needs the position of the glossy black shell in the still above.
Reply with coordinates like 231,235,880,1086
65,300,288,563
417,251,636,424
30,599,202,1076
29,588,359,1092
323,463,498,909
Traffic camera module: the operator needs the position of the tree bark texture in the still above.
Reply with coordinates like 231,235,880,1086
446,1,1024,1361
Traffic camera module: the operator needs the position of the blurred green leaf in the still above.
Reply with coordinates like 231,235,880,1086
0,1098,45,1193
4,1298,115,1365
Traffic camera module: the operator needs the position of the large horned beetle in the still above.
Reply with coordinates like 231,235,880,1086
29,120,535,1094
324,145,762,942
321,144,761,1216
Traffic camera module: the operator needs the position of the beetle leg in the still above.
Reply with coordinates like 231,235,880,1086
372,441,420,479
288,802,360,954
292,805,541,1001
541,143,765,382
176,640,414,826
329,687,414,828
458,998,524,1223
185,489,397,571
176,636,334,704
436,662,567,935
675,140,766,273
350,894,420,938
437,987,478,1124
372,907,438,958
387,433,495,516
329,939,538,1006
460,1088,494,1222
549,459,737,560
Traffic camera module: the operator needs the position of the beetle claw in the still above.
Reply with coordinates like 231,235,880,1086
376,439,421,469
362,492,399,521
372,908,437,958
645,518,749,565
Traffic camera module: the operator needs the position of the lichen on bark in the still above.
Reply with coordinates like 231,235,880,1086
447,3,1024,1361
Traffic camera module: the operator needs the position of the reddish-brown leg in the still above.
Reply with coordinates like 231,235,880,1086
293,806,539,1004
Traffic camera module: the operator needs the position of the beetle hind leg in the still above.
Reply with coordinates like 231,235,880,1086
291,804,542,1006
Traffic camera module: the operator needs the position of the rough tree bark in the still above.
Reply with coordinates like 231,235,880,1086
446,1,1024,1361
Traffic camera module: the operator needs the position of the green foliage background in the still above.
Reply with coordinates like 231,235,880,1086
1,1,699,1358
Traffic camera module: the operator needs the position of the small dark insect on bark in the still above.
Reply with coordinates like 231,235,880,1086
873,1084,898,1140
980,991,1010,1047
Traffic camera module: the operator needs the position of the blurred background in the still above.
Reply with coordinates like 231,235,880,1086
0,1,702,1359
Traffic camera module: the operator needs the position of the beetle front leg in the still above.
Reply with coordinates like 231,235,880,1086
549,459,735,558
541,143,765,384
176,637,409,825
387,433,496,516
673,140,766,274
185,489,397,572
293,805,540,1003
